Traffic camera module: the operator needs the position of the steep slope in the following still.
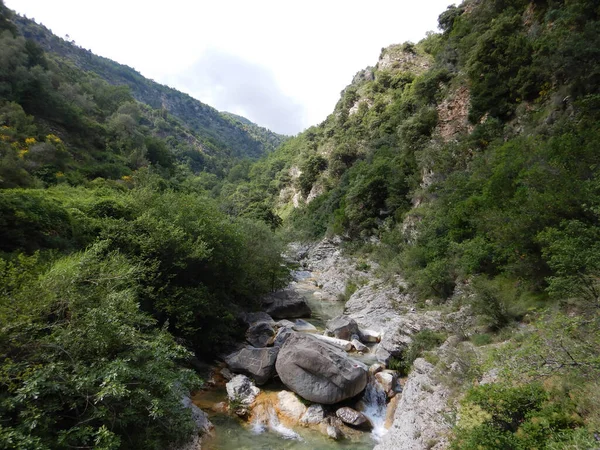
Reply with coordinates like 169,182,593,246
229,0,600,447
13,14,287,159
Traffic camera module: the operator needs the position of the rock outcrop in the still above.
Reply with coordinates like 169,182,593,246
374,358,451,450
275,332,368,404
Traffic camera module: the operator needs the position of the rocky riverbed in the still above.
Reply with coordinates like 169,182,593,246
192,237,457,449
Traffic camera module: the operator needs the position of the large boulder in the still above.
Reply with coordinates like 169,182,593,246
263,289,311,319
336,406,373,430
275,332,368,404
326,315,360,341
246,321,276,347
225,346,279,385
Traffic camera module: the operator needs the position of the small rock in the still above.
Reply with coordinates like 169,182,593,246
352,339,369,353
375,371,397,398
336,407,373,430
369,363,386,376
182,395,214,435
360,329,381,343
277,391,307,422
322,417,344,440
226,375,260,405
300,404,325,426
277,319,296,328
326,424,343,440
226,375,259,418
293,319,317,332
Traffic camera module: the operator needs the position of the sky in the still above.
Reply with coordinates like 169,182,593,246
6,0,455,135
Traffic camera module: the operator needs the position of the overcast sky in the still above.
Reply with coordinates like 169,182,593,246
6,0,455,135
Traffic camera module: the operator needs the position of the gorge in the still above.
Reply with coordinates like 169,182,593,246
1,0,600,449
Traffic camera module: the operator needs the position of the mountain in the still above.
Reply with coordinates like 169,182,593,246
2,0,600,449
13,14,287,160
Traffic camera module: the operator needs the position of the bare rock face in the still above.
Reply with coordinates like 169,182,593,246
326,315,360,341
374,358,451,450
275,332,368,404
336,407,373,430
225,346,279,385
262,289,311,319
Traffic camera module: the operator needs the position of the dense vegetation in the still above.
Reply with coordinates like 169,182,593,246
14,15,286,160
0,2,288,447
2,0,600,448
218,0,600,447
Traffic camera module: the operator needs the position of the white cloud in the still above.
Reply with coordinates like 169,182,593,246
6,0,455,134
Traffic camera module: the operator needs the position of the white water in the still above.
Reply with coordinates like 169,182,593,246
251,402,304,441
361,378,389,442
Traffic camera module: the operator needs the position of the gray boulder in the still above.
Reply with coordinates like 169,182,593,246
263,289,311,319
246,321,276,347
275,332,367,404
326,315,360,341
274,326,294,347
225,346,279,385
336,406,373,430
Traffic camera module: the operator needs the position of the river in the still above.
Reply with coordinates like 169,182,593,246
193,269,390,449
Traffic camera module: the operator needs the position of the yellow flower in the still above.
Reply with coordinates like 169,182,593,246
18,149,29,158
121,175,132,182
56,172,65,178
25,137,37,146
46,134,62,144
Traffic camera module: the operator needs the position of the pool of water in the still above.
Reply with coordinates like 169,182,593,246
197,386,376,450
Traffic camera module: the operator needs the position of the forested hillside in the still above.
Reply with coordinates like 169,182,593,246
2,0,600,448
221,0,600,447
0,1,288,448
13,15,287,160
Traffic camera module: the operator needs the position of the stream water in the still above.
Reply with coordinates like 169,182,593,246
194,270,389,450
